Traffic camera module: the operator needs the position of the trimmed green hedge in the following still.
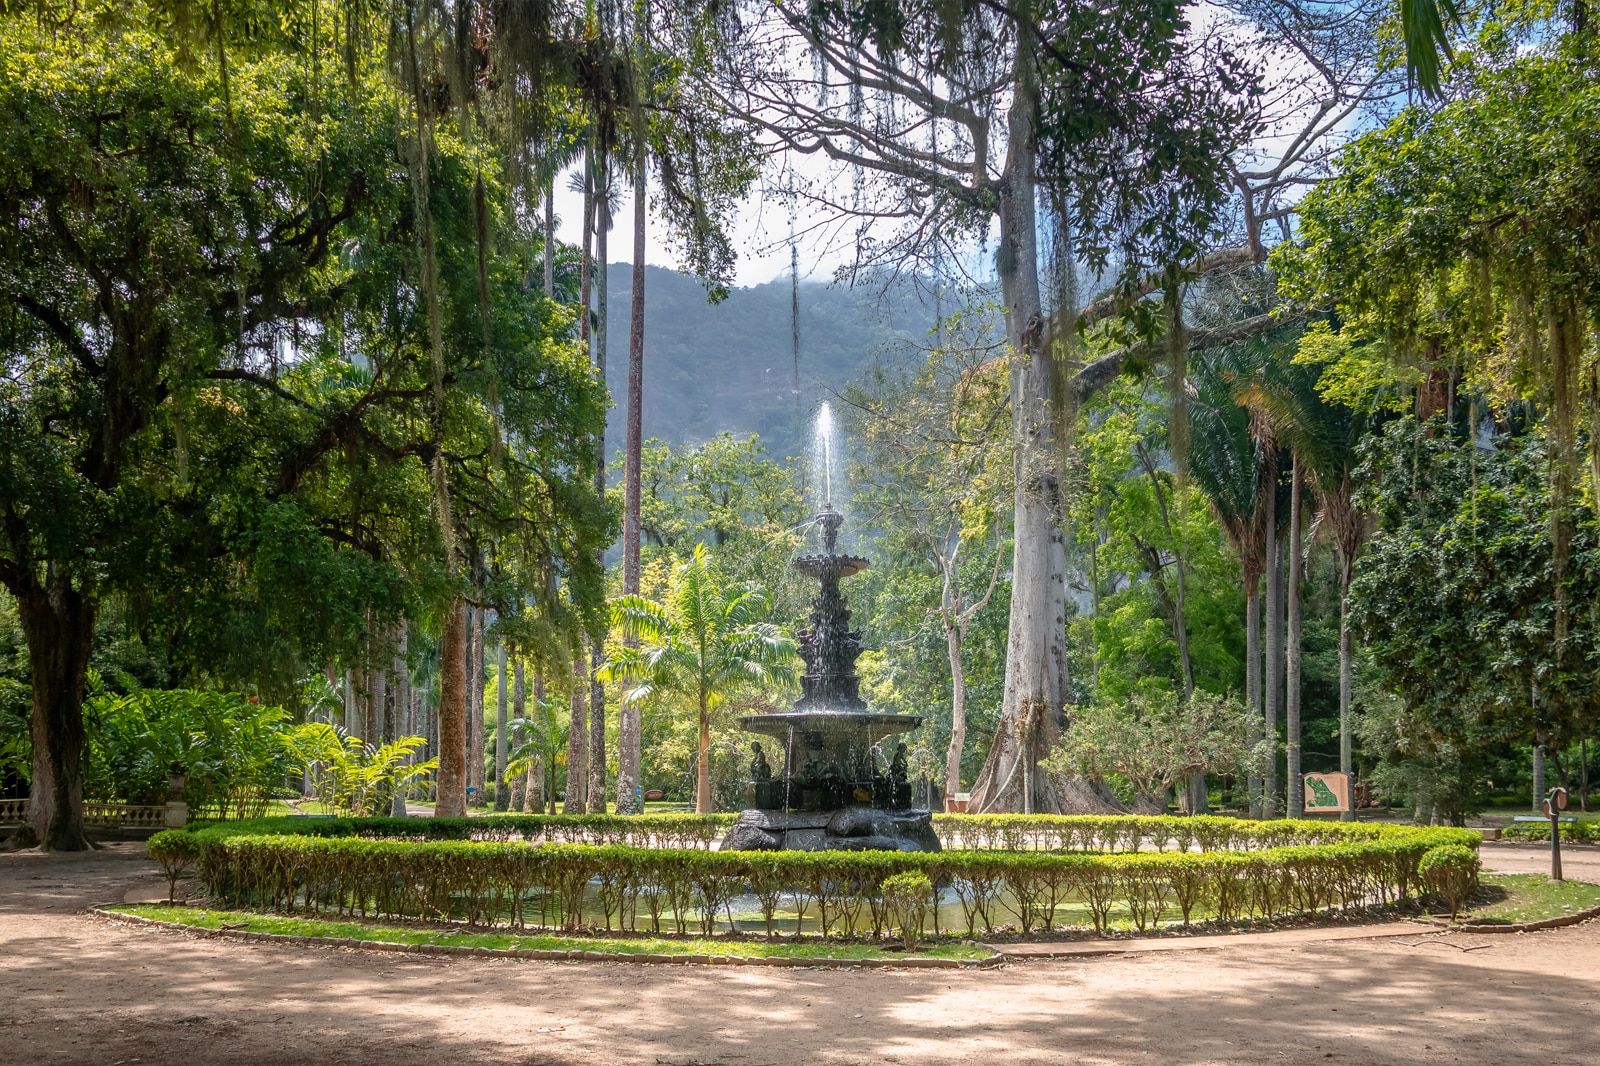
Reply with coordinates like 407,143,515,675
151,821,1480,939
173,812,1459,854
180,814,736,849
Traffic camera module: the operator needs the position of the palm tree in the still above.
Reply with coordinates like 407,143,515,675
1230,336,1369,819
602,545,798,813
1189,353,1270,815
1250,355,1375,821
506,689,571,816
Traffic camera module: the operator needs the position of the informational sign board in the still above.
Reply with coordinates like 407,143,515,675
1303,772,1353,813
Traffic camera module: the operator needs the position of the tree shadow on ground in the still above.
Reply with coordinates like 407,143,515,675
3,848,1597,1066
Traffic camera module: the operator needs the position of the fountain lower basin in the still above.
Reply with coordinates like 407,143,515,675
721,708,940,852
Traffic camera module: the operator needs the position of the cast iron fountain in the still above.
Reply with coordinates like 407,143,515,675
720,409,941,852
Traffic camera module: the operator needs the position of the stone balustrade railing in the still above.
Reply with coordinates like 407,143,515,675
0,798,185,828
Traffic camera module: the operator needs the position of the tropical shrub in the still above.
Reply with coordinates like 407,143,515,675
1418,844,1480,920
82,679,293,818
280,722,437,816
881,870,934,949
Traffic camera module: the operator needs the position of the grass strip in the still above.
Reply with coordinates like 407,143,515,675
110,905,993,961
1450,874,1600,925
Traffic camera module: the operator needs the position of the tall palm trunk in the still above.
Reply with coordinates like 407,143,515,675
544,174,555,300
1264,470,1283,817
1338,551,1355,821
565,650,588,813
1244,573,1262,816
367,628,385,757
1285,456,1304,818
495,640,509,811
588,162,609,815
543,671,556,813
511,657,528,812
392,623,409,817
436,601,468,817
696,687,713,813
350,663,368,744
404,0,462,819
617,115,647,816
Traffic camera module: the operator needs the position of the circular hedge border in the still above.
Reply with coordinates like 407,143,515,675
150,814,1480,939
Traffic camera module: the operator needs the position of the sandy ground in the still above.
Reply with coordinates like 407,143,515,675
2,842,1599,1066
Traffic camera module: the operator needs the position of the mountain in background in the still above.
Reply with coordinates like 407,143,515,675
599,264,938,464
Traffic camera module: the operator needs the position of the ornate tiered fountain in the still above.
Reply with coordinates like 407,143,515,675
720,464,940,852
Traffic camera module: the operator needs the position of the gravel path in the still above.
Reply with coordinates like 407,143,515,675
3,842,1599,1066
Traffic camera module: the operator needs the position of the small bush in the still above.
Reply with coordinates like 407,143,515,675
148,829,200,902
1419,844,1481,919
881,871,934,950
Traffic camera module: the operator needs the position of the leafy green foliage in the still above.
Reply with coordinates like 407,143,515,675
1418,843,1480,918
504,693,570,815
603,544,798,811
632,433,808,619
1349,420,1600,822
880,870,934,949
1047,690,1251,806
280,722,436,818
80,678,291,818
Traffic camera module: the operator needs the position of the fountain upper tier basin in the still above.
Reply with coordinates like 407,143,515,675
737,709,923,743
790,553,869,580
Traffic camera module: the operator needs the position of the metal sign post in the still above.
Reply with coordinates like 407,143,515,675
1544,787,1569,882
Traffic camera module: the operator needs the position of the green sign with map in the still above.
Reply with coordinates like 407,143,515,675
1303,772,1352,813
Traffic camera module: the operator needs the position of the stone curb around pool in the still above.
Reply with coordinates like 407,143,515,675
88,906,1003,970
1417,902,1600,934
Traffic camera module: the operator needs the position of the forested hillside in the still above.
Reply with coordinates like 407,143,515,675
600,264,936,461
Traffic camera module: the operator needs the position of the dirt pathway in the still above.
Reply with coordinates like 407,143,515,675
1479,840,1600,879
3,844,1598,1066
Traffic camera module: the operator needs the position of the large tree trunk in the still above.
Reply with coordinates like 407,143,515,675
1285,456,1304,818
15,575,94,851
943,615,968,802
616,128,647,817
495,640,509,811
1533,736,1546,812
470,605,486,805
966,42,1118,816
435,600,468,817
367,630,385,757
1263,474,1283,818
565,648,588,813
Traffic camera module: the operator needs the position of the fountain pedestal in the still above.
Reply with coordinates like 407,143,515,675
720,506,940,853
